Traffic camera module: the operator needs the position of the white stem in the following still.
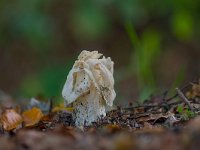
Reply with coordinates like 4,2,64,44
72,86,106,126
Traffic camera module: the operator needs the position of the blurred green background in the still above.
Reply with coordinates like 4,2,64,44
0,0,199,104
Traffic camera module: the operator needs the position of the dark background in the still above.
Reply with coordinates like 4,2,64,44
0,0,199,104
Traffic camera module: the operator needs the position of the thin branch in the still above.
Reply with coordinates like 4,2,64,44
49,97,53,113
176,88,194,111
166,80,198,102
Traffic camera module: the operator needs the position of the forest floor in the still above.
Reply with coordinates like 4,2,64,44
0,80,200,150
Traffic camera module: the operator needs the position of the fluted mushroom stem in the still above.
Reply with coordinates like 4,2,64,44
72,87,106,126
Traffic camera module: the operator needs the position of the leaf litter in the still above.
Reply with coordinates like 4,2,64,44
0,80,200,149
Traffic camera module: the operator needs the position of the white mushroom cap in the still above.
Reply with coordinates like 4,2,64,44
62,50,116,106
78,50,103,61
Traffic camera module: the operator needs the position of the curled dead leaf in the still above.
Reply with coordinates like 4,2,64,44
0,109,23,131
22,107,43,127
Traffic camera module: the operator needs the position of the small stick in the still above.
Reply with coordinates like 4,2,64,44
123,101,184,111
49,97,53,113
166,80,197,102
176,88,194,111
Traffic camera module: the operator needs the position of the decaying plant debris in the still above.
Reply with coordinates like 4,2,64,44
0,80,200,150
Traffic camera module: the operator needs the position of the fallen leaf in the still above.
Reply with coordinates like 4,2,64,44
186,81,200,99
164,114,180,127
22,107,43,127
133,107,145,114
52,103,74,112
41,114,54,122
104,124,121,133
0,109,23,131
137,112,175,124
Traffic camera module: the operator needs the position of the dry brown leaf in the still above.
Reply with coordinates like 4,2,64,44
186,81,200,99
137,112,175,124
0,109,23,131
104,124,121,133
41,114,53,121
133,107,145,114
22,107,43,127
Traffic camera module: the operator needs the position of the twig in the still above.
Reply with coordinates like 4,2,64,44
166,80,198,102
166,94,178,102
176,88,194,111
123,100,185,112
49,97,53,113
124,81,198,112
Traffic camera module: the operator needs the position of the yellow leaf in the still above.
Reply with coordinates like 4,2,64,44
52,103,74,112
22,107,43,127
0,109,23,131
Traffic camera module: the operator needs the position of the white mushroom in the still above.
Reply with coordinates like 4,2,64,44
62,50,116,126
